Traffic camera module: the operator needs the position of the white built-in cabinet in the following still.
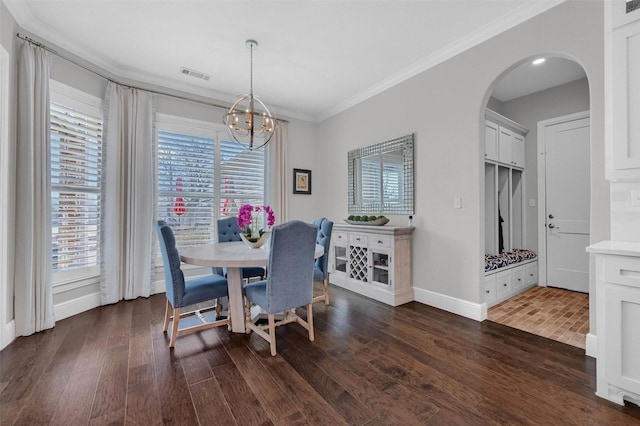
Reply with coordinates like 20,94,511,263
484,109,537,306
587,242,640,406
329,224,414,306
585,1,640,408
606,0,640,181
485,259,538,306
485,110,529,255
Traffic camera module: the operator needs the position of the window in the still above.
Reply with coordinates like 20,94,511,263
156,115,265,249
50,81,103,278
157,130,215,248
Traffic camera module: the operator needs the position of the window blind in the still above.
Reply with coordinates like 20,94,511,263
157,130,215,248
219,139,265,224
50,101,102,272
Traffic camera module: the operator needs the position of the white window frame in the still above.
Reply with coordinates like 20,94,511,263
50,80,103,286
155,113,268,249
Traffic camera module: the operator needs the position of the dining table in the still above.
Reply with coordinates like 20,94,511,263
180,241,324,333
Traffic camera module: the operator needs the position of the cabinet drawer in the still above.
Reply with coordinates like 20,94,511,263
370,235,392,249
349,234,368,246
525,262,538,286
496,270,511,298
604,256,640,288
333,232,348,244
485,274,497,305
511,266,525,291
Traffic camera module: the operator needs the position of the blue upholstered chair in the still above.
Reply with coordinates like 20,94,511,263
156,220,230,347
311,217,333,305
243,220,317,356
217,216,266,281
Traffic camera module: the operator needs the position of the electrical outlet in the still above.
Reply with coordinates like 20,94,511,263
529,199,536,207
454,197,462,209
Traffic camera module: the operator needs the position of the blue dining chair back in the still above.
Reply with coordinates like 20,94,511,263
156,220,230,347
217,216,266,281
243,220,317,356
311,217,333,304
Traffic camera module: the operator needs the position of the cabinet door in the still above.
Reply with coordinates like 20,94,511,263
511,266,525,292
485,120,499,161
371,250,391,286
608,2,640,180
485,274,497,305
496,270,511,299
512,133,525,168
604,284,640,395
498,127,513,165
332,244,348,275
525,262,538,286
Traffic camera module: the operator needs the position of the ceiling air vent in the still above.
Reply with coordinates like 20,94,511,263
180,67,211,81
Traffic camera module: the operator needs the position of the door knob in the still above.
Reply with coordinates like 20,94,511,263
548,223,555,229
548,214,554,219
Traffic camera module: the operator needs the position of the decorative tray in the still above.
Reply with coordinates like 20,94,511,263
343,217,389,226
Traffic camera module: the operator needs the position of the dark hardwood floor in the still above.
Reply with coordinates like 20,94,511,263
2,285,640,425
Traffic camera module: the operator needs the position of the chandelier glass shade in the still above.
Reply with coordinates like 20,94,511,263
223,40,276,150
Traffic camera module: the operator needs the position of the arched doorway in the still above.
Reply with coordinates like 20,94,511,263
482,55,592,350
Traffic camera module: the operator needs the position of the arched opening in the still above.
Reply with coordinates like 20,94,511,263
482,55,591,350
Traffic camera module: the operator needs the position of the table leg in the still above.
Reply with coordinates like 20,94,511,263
226,267,246,333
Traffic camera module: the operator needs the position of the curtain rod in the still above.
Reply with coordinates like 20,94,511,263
16,33,289,123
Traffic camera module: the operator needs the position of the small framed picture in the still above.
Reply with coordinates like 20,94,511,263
293,168,312,194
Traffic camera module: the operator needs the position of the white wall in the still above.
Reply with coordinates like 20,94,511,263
315,1,607,316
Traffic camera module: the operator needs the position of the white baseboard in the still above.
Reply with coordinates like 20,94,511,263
1,319,15,350
54,292,101,321
585,333,597,359
413,287,485,321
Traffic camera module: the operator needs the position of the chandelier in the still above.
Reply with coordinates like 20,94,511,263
223,39,276,150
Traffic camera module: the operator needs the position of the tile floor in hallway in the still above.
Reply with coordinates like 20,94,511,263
488,285,589,349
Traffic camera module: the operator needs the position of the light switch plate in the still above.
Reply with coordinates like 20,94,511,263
454,197,462,209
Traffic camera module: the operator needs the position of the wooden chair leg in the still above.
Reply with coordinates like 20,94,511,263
169,307,181,347
163,299,172,332
245,298,252,334
268,313,277,356
215,298,222,319
323,279,330,305
307,303,314,342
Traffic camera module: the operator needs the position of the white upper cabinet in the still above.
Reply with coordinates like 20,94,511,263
606,0,640,181
512,133,525,168
498,126,513,165
485,109,528,169
485,120,499,161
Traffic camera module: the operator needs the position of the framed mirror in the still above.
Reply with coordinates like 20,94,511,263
348,134,414,215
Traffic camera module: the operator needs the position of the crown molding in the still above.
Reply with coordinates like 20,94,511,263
6,0,565,124
316,0,566,122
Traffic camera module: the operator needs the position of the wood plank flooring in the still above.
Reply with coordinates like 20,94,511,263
488,286,590,349
2,285,640,425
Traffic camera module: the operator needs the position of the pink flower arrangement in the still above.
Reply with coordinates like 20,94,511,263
237,204,275,242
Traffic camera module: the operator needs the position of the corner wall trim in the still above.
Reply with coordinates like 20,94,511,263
413,287,485,321
585,333,597,359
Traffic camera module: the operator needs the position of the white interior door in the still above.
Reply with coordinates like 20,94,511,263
543,115,590,293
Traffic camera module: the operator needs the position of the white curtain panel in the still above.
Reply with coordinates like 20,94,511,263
267,122,289,223
101,82,155,304
14,43,55,336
